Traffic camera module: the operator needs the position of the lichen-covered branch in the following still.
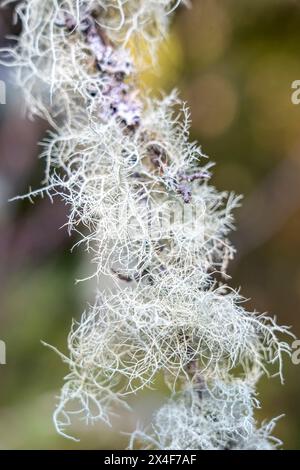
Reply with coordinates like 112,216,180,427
2,0,293,448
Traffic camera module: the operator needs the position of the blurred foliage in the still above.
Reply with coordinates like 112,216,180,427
1,0,300,449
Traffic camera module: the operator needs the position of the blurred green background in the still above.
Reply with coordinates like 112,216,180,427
1,0,300,449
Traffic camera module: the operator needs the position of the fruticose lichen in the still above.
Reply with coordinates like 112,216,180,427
2,0,293,448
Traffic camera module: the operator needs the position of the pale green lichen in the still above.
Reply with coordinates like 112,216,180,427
3,0,293,447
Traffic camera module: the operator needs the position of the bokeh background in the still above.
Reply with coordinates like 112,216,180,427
1,0,300,449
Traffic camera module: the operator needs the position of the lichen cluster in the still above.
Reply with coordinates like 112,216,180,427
3,0,292,448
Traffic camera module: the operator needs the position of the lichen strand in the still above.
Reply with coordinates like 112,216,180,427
5,0,293,447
